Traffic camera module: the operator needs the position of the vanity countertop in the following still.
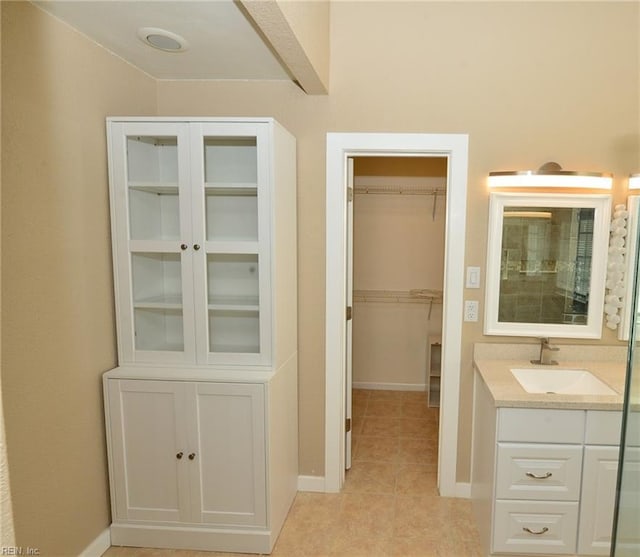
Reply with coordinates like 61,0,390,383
474,358,625,410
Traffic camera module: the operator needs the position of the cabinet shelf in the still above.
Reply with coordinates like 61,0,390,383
211,343,261,354
129,181,179,195
208,296,259,312
132,295,260,312
134,296,183,310
427,337,442,408
128,182,260,197
205,182,258,196
206,241,259,255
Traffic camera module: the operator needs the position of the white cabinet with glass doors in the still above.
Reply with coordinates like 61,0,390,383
108,119,288,367
104,117,298,553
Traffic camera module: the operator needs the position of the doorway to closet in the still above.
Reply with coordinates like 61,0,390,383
325,132,469,497
346,155,446,492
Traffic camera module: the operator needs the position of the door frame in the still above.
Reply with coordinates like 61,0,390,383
324,132,469,497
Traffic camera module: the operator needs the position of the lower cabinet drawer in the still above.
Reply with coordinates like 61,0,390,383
493,500,578,555
496,443,583,501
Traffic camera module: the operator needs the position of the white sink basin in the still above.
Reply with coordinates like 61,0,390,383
510,368,617,396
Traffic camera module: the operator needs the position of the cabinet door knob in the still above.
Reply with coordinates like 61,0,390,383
525,472,552,480
176,452,184,459
188,452,196,460
523,527,549,535
180,244,188,250
193,244,201,251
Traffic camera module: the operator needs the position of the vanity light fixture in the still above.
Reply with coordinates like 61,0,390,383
488,161,613,189
137,27,188,52
628,174,640,189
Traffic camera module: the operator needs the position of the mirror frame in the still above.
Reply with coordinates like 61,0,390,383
484,192,611,338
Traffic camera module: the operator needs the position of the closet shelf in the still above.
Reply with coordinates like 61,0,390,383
353,289,442,304
354,184,446,220
353,289,443,319
354,184,446,196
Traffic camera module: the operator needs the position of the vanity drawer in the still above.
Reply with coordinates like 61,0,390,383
493,500,579,555
495,443,583,501
497,409,584,443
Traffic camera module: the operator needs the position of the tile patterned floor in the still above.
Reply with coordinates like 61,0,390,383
103,389,483,557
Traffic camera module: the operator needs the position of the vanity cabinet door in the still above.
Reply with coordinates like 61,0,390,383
577,445,632,556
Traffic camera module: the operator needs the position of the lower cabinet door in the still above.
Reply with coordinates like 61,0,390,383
106,379,192,522
189,382,267,527
493,500,578,554
577,446,621,555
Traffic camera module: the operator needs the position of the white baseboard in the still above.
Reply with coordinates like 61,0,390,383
455,482,471,498
110,523,273,554
352,382,426,391
297,475,326,492
79,527,111,557
296,475,465,497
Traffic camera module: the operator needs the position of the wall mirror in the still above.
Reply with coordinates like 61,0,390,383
484,192,611,338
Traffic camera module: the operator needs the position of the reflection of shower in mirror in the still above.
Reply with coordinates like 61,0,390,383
485,192,611,338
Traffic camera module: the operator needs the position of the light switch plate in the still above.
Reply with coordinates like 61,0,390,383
466,266,481,289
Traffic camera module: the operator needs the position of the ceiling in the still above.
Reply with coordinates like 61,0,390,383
33,0,292,81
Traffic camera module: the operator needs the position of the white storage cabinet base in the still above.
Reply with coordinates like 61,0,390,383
110,523,274,554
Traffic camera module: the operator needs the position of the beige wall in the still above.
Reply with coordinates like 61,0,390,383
157,1,640,479
0,0,15,547
1,2,156,553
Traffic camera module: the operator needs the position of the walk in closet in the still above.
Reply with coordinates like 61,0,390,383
352,157,446,404
102,118,297,554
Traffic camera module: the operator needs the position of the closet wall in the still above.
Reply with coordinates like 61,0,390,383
352,157,447,390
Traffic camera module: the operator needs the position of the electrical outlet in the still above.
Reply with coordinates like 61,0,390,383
464,300,479,322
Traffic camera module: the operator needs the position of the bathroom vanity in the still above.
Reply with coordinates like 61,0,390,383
471,344,635,556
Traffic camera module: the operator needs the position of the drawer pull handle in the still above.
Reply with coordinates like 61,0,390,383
523,527,549,535
526,472,552,480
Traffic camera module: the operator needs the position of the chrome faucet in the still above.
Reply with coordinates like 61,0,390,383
531,338,559,365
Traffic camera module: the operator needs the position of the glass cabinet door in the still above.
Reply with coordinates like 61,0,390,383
110,122,196,362
191,123,270,364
